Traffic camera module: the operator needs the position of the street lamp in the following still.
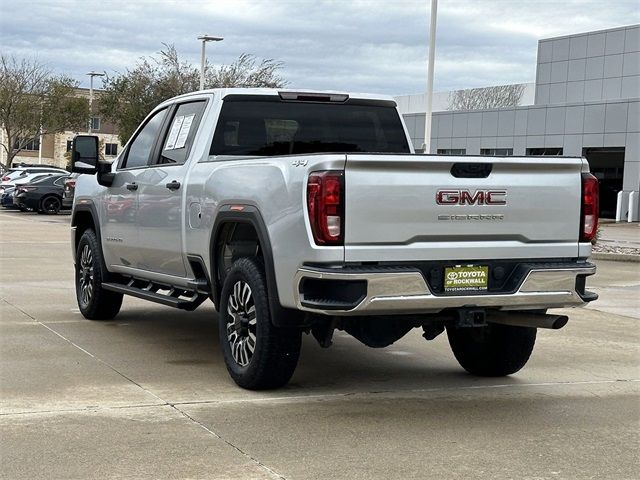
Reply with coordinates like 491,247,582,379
422,0,438,154
86,71,105,133
198,34,224,90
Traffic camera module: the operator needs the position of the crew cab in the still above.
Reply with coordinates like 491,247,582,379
69,88,598,390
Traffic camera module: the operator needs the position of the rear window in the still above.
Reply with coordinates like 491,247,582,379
210,96,410,156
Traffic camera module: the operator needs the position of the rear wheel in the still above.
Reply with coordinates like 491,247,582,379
40,195,61,214
75,229,123,320
219,257,301,390
447,322,536,376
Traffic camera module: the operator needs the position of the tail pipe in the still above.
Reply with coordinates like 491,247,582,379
488,311,569,330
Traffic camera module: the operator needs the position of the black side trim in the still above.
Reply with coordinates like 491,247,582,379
72,201,102,257
299,278,367,310
210,206,306,327
186,254,212,294
575,274,599,302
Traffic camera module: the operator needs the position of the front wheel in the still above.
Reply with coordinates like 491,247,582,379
75,229,123,320
219,257,301,390
447,322,536,376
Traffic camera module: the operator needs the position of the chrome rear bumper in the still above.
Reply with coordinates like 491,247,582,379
294,263,597,316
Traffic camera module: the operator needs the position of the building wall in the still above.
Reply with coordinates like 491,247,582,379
400,24,640,221
535,25,640,105
408,99,639,190
2,131,122,169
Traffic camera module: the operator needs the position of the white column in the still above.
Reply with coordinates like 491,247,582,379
628,191,638,222
615,191,625,222
422,0,438,154
200,40,206,91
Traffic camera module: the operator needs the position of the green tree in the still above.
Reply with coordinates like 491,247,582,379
99,44,287,145
0,54,89,168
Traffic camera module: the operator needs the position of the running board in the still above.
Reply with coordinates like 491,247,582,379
102,281,208,311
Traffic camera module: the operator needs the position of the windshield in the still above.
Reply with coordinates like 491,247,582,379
210,96,410,156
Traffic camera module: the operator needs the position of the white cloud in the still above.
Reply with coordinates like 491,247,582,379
0,0,637,94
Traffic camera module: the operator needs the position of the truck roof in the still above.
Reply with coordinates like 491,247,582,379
167,88,397,105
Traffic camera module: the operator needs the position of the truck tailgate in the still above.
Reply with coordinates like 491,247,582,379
344,154,584,262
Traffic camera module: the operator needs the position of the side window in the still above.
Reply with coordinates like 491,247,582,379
156,101,206,165
121,108,168,169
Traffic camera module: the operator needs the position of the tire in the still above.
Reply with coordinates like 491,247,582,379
40,195,61,215
447,322,536,377
75,229,123,320
219,257,301,390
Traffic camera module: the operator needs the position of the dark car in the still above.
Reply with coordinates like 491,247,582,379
14,174,70,214
4,174,55,211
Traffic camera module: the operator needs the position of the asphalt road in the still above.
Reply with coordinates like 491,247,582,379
1,209,638,480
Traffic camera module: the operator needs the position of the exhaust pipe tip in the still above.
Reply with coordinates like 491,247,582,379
488,312,569,330
550,315,569,330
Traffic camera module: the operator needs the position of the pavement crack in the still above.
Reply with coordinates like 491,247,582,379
35,321,167,405
0,402,168,417
1,298,37,321
14,313,288,480
169,405,288,480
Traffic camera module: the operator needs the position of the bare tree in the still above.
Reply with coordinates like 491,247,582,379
100,45,287,145
0,54,89,167
447,84,525,111
208,53,286,88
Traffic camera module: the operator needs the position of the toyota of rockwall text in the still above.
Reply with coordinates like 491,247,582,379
69,88,599,389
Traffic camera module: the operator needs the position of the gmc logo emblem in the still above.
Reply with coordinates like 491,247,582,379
436,189,507,205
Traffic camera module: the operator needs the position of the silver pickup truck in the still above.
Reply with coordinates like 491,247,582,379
70,88,599,390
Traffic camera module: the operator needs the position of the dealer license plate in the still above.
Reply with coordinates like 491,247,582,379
444,265,489,292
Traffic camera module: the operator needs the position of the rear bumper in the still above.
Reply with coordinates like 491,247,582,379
294,262,597,315
14,195,38,210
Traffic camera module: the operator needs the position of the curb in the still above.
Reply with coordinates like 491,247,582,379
591,252,640,263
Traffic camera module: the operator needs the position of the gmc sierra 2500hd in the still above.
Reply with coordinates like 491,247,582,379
70,88,599,390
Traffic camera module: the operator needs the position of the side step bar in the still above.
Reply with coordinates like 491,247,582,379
102,280,208,311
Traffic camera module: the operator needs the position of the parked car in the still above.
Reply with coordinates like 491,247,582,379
14,173,70,214
5,173,57,211
1,166,67,194
62,173,80,209
1,186,17,208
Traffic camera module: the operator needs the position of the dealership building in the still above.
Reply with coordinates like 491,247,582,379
397,24,639,221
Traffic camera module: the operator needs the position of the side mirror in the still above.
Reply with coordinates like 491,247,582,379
71,135,99,174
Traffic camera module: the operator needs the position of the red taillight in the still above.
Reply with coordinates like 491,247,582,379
18,186,36,193
307,171,344,245
1,176,8,181
581,173,599,242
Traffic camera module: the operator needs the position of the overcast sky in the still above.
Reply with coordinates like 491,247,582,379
1,0,638,95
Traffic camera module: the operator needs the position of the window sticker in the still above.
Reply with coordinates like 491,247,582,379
165,115,184,150
175,114,195,149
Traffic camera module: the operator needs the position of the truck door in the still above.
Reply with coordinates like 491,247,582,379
136,100,207,277
101,107,169,270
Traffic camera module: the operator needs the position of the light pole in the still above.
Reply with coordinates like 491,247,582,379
422,0,438,154
86,71,105,133
198,35,224,90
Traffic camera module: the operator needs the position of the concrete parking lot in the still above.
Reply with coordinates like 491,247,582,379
1,209,638,480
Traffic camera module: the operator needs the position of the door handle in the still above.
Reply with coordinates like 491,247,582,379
126,182,138,191
166,181,181,191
